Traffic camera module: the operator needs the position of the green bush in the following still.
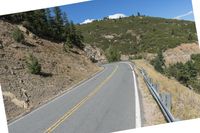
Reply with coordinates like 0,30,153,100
63,40,73,52
151,51,165,73
26,54,41,74
166,61,197,86
12,28,24,43
105,46,121,62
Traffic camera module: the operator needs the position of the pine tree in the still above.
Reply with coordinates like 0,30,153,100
53,7,64,41
137,12,141,16
62,12,70,39
54,7,63,25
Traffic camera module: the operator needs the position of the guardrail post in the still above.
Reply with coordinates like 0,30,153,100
160,93,172,111
149,78,152,85
154,84,159,93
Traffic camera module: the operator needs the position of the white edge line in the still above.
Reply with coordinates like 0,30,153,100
124,62,142,128
8,66,106,127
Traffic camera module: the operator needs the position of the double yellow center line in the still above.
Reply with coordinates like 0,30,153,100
45,65,118,133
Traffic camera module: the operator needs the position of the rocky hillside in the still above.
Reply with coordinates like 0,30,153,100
164,43,200,66
78,16,197,54
0,20,101,122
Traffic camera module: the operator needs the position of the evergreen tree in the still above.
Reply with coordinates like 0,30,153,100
54,7,63,25
137,12,141,16
53,7,64,41
62,12,70,39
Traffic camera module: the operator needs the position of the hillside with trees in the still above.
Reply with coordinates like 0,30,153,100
0,7,84,49
78,15,197,55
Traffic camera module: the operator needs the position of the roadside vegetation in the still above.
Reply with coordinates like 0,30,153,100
151,51,200,93
26,54,41,75
150,50,165,73
12,27,24,43
105,45,121,62
166,54,200,93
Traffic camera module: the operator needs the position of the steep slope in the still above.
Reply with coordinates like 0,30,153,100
78,16,197,54
0,20,100,122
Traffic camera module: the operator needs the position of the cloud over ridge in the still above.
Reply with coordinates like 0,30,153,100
80,19,95,24
174,10,193,19
108,13,126,19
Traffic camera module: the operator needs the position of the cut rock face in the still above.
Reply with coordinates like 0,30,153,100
84,45,107,63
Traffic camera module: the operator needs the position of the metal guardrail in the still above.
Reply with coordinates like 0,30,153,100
140,68,176,123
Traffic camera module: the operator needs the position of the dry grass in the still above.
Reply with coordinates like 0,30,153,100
134,66,166,126
134,59,200,121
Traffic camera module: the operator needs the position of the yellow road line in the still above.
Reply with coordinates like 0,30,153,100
44,65,118,133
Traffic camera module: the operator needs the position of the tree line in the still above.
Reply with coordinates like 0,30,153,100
0,7,84,49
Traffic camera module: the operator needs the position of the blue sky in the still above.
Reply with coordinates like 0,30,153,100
59,0,194,24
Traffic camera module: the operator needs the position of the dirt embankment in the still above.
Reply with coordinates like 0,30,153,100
0,20,101,122
134,59,200,121
164,43,200,66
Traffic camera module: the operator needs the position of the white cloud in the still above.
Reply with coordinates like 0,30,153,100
174,11,193,19
80,19,95,24
108,13,126,19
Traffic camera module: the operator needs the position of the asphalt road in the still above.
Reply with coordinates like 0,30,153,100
8,62,141,133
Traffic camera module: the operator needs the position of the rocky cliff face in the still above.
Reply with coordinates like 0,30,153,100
84,45,107,64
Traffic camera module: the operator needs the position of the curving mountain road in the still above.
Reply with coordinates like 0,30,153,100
8,62,141,133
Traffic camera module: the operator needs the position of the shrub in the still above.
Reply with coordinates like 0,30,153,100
105,46,121,62
166,61,197,86
12,28,24,43
26,54,41,74
151,51,165,73
63,39,73,52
